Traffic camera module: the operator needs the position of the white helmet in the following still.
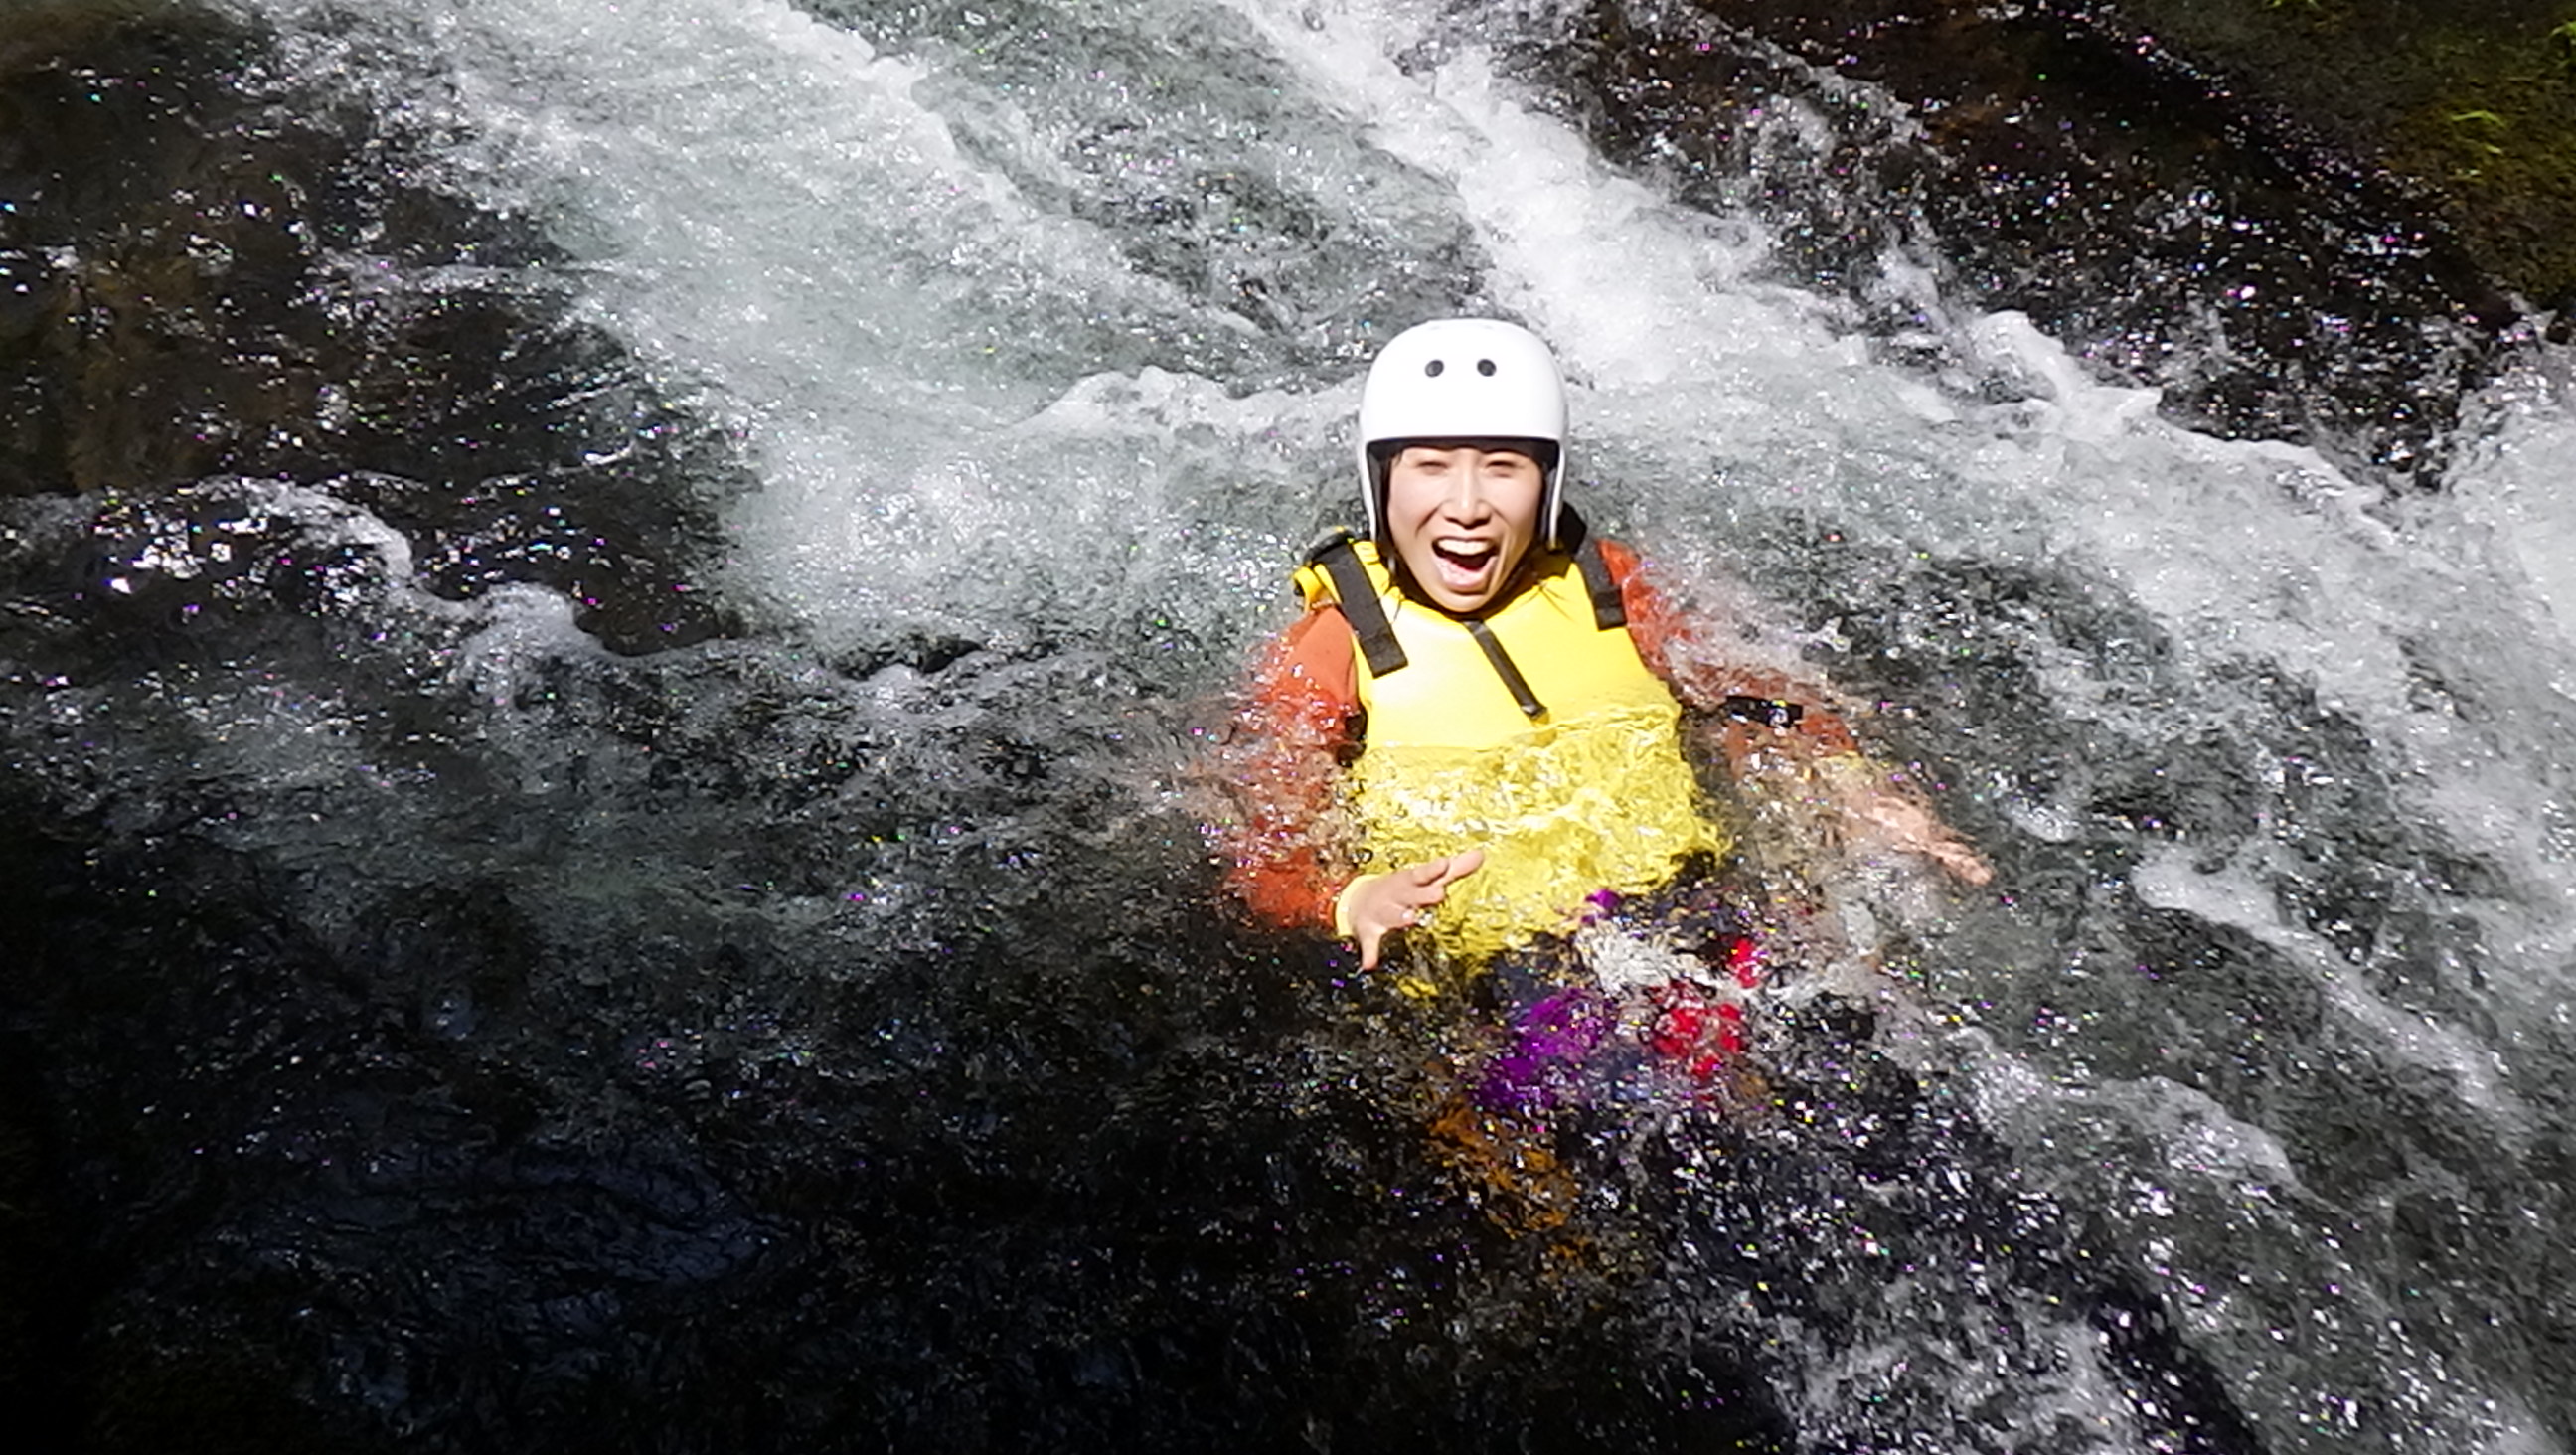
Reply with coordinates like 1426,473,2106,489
1355,318,1570,547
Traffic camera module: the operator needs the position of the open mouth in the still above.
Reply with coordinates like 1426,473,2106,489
1430,539,1499,593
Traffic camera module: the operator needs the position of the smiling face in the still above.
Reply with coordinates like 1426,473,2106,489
1380,442,1547,614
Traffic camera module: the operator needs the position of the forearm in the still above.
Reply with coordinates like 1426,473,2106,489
1210,610,1362,931
1609,546,1985,881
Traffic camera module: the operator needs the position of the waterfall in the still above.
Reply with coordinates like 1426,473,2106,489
5,0,2573,1449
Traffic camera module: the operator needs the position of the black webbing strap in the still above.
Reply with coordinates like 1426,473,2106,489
1303,531,1408,677
1721,695,1804,729
1463,618,1546,720
1303,519,1624,717
1557,508,1627,630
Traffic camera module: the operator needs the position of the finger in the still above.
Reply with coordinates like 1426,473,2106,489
1942,846,1995,886
1399,850,1484,889
1357,921,1384,971
1413,854,1476,893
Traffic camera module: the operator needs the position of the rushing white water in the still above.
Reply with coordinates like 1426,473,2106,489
180,0,2576,1448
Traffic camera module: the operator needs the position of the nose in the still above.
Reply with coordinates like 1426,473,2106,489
1442,451,1498,516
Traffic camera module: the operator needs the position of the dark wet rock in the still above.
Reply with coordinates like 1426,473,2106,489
0,2,738,649
2109,0,2576,314
4,3,2559,1452
1536,0,2524,485
0,767,1805,1452
0,1053,83,1453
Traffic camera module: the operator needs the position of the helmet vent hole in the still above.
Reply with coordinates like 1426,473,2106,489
1423,359,1445,378
1476,358,1497,376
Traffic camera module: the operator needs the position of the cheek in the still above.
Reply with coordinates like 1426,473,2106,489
1382,475,1433,522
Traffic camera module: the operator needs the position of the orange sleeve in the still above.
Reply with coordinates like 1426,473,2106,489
1212,606,1361,931
1602,539,1862,763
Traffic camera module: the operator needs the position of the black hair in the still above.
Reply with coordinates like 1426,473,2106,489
1366,436,1560,471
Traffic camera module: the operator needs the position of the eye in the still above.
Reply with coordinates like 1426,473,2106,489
1476,358,1496,376
1423,359,1445,377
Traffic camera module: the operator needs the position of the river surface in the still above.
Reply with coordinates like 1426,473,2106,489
5,1,2575,1451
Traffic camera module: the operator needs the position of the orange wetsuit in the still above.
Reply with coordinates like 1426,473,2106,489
1218,537,1858,934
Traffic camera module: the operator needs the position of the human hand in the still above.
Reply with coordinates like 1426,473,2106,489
1339,850,1487,970
1850,787,1993,886
1809,754,1992,886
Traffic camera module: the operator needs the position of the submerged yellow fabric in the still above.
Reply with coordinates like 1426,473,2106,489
1299,540,1725,963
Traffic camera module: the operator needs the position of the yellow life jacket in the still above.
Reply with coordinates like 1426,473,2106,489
1293,532,1727,964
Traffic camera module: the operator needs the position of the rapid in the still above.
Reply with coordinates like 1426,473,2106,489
4,0,2574,1450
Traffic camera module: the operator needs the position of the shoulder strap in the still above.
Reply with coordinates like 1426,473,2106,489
1556,508,1628,631
1298,520,1626,690
1301,531,1408,677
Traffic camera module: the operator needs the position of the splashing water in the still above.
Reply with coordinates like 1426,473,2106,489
6,0,2576,1449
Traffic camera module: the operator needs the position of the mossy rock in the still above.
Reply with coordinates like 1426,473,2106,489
2096,0,2576,310
1565,0,2517,483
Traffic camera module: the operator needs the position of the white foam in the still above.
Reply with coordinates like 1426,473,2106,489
2131,844,2525,1130
242,0,1233,636
2446,342,2576,678
205,5,2576,1445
